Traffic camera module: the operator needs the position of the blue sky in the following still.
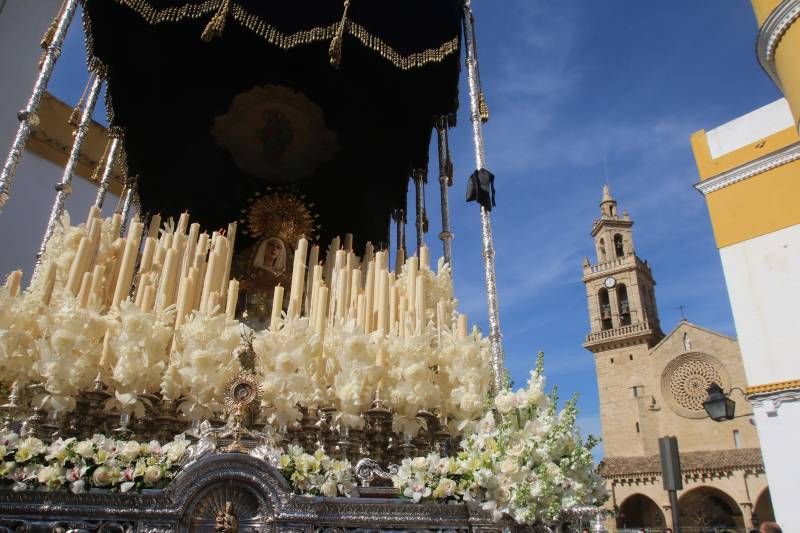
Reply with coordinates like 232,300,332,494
41,1,782,456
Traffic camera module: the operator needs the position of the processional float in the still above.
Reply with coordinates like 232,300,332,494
0,1,606,531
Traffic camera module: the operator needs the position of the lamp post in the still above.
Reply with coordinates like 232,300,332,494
702,383,739,422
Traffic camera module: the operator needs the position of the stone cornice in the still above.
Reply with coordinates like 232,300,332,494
756,0,800,89
694,141,800,195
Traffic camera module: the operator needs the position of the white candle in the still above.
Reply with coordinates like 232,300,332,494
289,236,308,318
457,314,468,339
349,268,361,312
77,272,93,308
112,222,144,307
138,237,156,274
110,213,122,238
66,236,91,296
141,284,156,312
376,269,389,332
314,286,328,335
225,279,239,321
5,270,22,297
87,217,102,266
220,222,237,298
356,294,365,333
181,222,200,278
177,212,189,234
270,285,284,331
398,295,408,338
156,248,178,312
343,233,353,253
89,264,105,308
40,262,56,305
335,268,347,321
420,245,430,271
175,273,194,328
437,299,446,342
364,261,375,332
405,256,418,321
389,283,398,336
415,273,425,334
105,238,125,302
85,205,100,226
199,240,219,311
147,213,161,239
304,245,319,316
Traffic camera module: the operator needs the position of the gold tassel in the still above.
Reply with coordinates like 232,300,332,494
329,0,351,68
479,92,489,123
201,0,232,42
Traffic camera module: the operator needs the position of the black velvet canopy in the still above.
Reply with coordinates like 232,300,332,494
82,0,463,249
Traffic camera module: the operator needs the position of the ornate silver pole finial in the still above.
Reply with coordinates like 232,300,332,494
436,116,454,270
462,3,506,395
94,129,124,210
0,0,80,213
392,208,406,269
412,168,427,251
35,72,105,272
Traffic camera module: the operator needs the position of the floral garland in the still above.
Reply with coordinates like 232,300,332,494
0,431,190,493
391,354,607,525
277,445,356,497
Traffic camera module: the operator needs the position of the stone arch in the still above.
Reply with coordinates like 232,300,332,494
616,493,665,530
754,487,776,524
678,485,743,530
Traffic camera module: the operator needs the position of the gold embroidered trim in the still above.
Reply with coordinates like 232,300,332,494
101,0,459,70
746,378,800,396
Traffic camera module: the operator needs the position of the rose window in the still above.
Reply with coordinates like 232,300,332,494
661,353,729,419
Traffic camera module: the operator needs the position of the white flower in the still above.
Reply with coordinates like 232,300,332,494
494,392,515,414
36,465,64,488
143,465,162,485
14,437,45,462
74,440,94,458
120,440,141,461
70,479,86,494
321,479,338,497
92,465,112,486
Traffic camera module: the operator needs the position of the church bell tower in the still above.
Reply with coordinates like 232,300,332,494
583,185,662,351
583,185,664,456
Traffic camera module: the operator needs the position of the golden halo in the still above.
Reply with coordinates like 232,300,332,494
243,191,317,247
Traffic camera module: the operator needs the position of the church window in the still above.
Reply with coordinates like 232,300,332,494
610,358,614,364
599,288,612,330
629,354,633,360
632,386,644,397
598,238,607,262
613,233,624,257
618,284,631,326
635,422,640,433
733,429,742,449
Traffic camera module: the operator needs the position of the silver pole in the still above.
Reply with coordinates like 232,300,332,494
436,118,454,269
413,169,426,251
394,209,406,257
94,133,122,209
35,73,104,268
118,178,136,236
0,0,80,213
463,1,506,394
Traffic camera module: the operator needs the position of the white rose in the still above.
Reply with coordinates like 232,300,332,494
499,458,519,475
411,456,429,471
494,392,515,414
321,479,338,497
403,363,428,383
143,465,162,485
120,441,141,461
92,466,111,486
435,477,457,497
74,440,94,459
37,465,64,488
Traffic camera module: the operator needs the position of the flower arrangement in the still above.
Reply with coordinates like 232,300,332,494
392,354,607,525
277,444,356,497
0,431,190,493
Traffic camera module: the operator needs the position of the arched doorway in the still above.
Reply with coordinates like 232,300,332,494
617,494,665,530
754,487,776,525
679,486,743,530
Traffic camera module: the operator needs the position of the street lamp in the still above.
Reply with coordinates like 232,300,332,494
703,382,736,421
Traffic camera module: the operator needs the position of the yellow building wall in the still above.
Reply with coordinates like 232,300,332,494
752,0,800,127
705,159,800,248
691,125,800,248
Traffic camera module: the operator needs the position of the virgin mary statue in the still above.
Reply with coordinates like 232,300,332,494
234,192,316,327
